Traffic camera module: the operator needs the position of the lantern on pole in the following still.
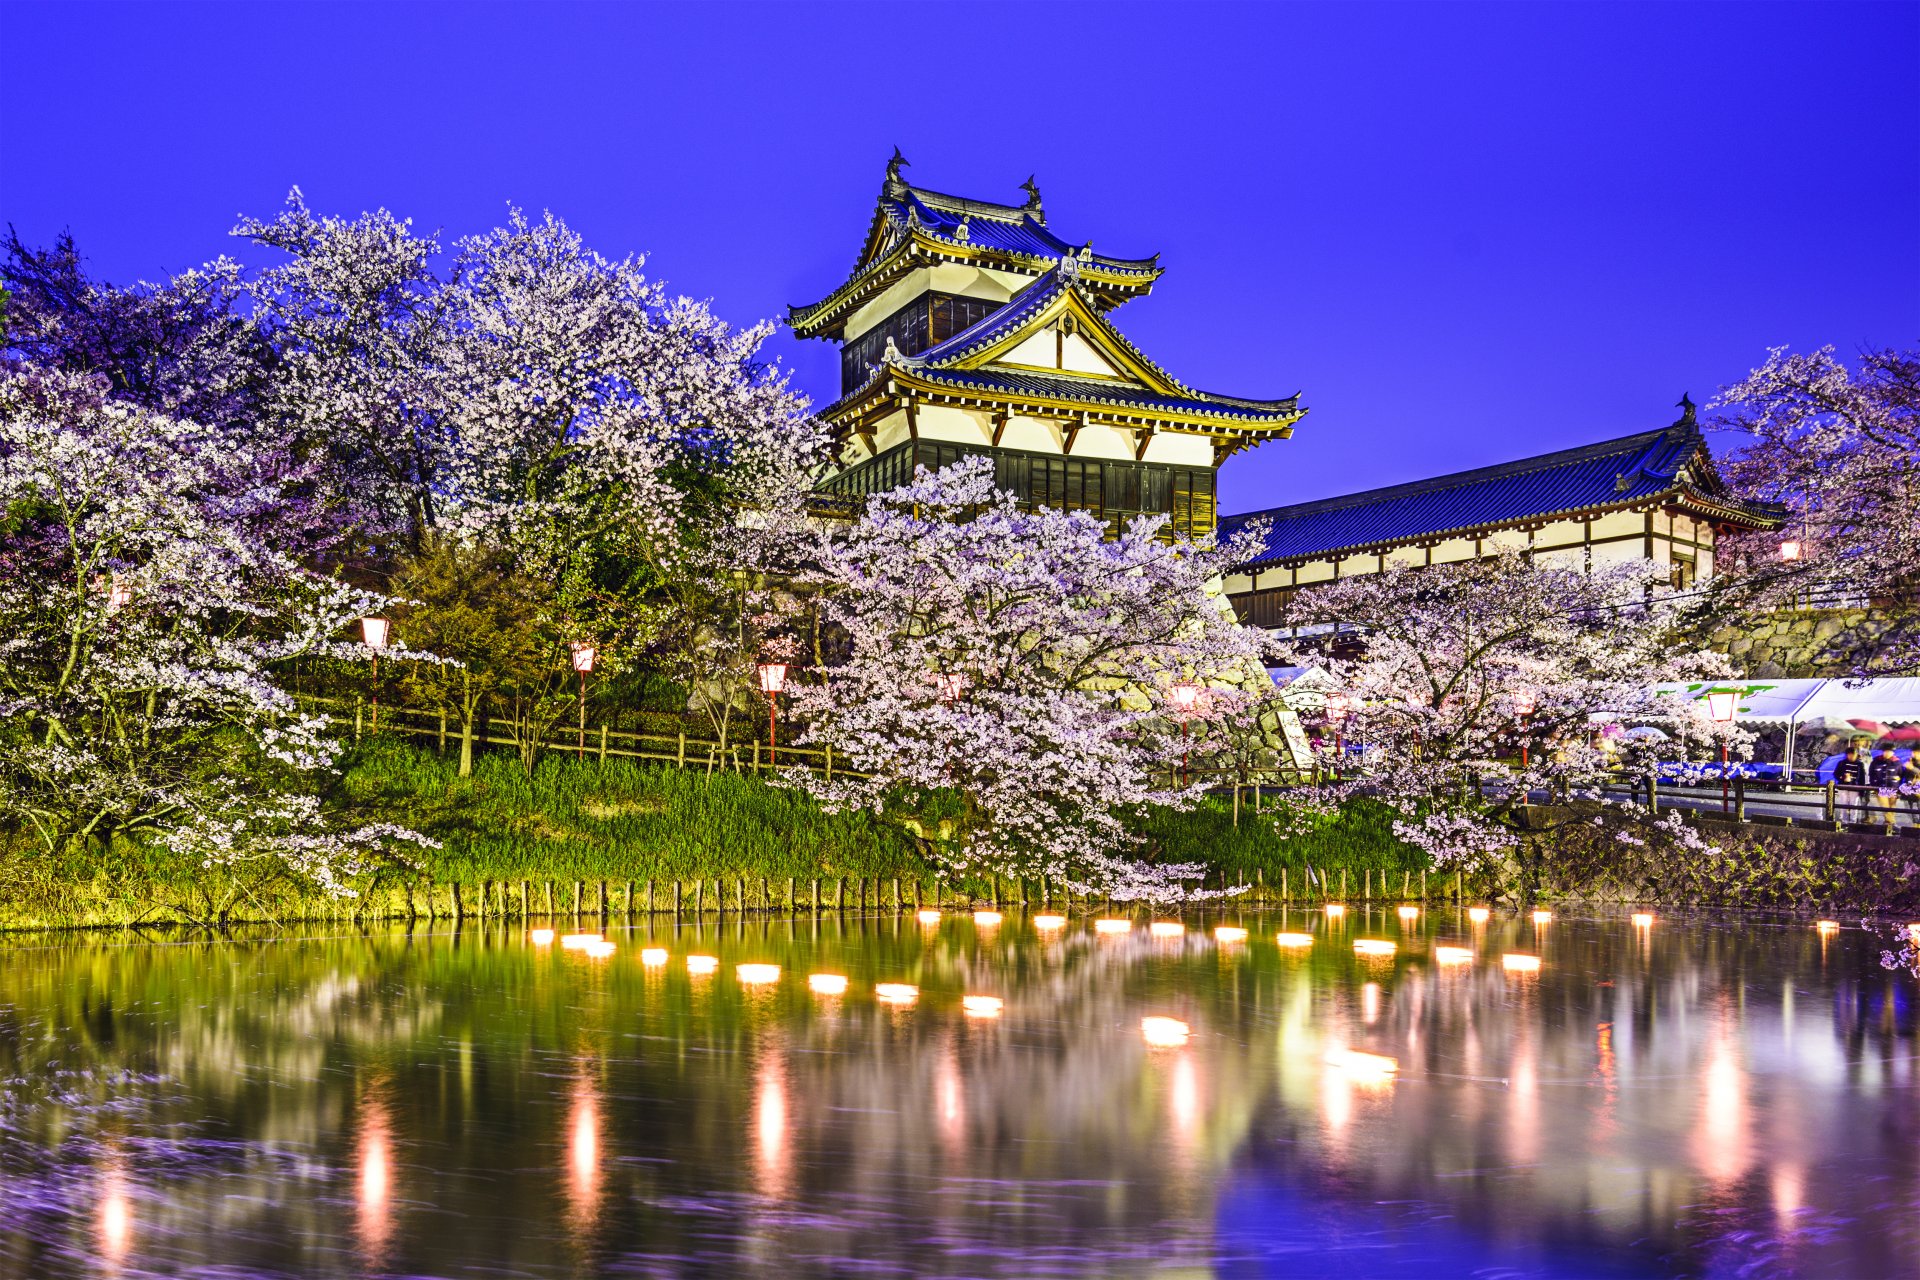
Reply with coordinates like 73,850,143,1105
1170,681,1202,785
1779,539,1801,562
1513,690,1537,769
360,617,390,732
570,642,597,756
1705,688,1738,813
1324,693,1351,772
107,575,133,610
932,671,966,703
757,661,788,766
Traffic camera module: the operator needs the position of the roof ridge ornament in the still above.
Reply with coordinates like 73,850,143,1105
1021,174,1044,222
954,217,970,243
883,335,902,364
1079,242,1093,262
1674,392,1697,428
885,147,910,197
1058,252,1081,280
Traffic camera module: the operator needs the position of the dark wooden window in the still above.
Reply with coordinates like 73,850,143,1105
1233,586,1296,628
841,293,1002,393
822,440,1217,539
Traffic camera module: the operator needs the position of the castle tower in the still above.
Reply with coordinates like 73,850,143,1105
790,153,1304,539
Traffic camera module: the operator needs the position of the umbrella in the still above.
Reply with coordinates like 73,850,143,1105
1624,726,1669,742
1882,724,1920,743
1847,718,1889,737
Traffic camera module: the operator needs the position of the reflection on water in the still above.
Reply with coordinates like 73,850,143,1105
0,908,1916,1278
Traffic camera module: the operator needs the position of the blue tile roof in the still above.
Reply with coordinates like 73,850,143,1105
1221,423,1782,567
893,189,1159,275
899,366,1300,423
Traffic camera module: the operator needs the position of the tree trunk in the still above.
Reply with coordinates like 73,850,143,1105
459,720,474,777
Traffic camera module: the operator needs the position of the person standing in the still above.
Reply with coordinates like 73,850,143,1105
1902,749,1920,826
1868,745,1904,832
1834,742,1870,825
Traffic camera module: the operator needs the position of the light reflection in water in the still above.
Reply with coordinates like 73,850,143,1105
566,1070,602,1233
2,913,1913,1278
98,1155,132,1267
357,1087,394,1266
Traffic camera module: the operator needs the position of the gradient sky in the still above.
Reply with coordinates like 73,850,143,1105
4,1,1915,514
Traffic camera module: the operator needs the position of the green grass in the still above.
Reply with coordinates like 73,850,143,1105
341,739,934,882
0,741,1420,929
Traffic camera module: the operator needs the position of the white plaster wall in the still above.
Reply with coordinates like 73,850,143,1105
998,330,1057,368
1223,572,1255,594
1061,331,1119,376
917,403,990,446
842,263,1029,342
1384,545,1425,568
1486,528,1529,552
1590,510,1644,539
1145,432,1213,467
1538,518,1584,545
1296,560,1334,584
998,416,1059,453
1430,537,1476,563
1589,539,1647,569
1535,547,1583,570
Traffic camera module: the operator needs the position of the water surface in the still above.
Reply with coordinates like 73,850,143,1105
1,907,1914,1278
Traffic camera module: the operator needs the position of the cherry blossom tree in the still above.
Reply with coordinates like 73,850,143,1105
1711,345,1919,673
787,458,1269,901
1275,553,1749,875
0,364,431,892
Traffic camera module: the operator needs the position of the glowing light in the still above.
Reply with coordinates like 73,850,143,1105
530,928,555,945
567,1077,600,1224
584,940,616,959
1275,932,1314,947
1149,921,1186,938
875,982,919,1004
1814,920,1839,934
807,973,848,995
1214,925,1248,943
99,1163,133,1263
962,995,1004,1018
1141,1016,1190,1048
736,963,781,985
1171,1055,1201,1133
1531,910,1553,925
1907,923,1920,942
1503,953,1542,972
1327,1047,1399,1078
560,932,602,950
1353,939,1396,956
1094,918,1132,934
686,954,718,975
1325,903,1346,916
1468,907,1491,924
1435,946,1474,964
1361,981,1381,1023
1397,905,1419,921
1632,913,1655,928
973,910,1003,927
356,1096,392,1263
641,947,669,966
1033,914,1068,930
916,909,941,925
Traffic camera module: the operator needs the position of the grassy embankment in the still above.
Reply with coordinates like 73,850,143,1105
0,740,1417,930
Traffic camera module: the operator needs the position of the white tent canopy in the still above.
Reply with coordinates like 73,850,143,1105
1645,677,1920,774
1648,678,1920,727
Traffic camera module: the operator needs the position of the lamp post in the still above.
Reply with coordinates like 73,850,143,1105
1170,682,1201,785
361,617,390,732
1705,688,1737,813
570,642,597,756
757,661,788,766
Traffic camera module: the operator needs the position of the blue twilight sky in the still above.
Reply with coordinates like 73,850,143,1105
3,1,1915,514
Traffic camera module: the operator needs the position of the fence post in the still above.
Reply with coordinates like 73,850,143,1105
1733,777,1746,823
753,740,761,772
1824,781,1838,828
1646,776,1659,815
599,724,608,764
677,731,686,768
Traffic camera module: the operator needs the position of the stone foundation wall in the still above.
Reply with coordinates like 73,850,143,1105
1709,606,1908,677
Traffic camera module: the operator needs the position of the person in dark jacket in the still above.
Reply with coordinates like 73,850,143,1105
1868,745,1905,830
1902,750,1920,824
1833,743,1870,824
